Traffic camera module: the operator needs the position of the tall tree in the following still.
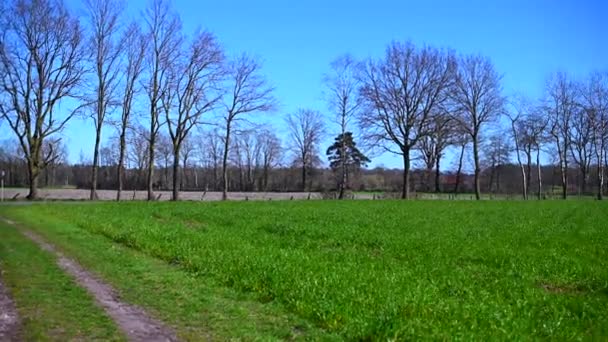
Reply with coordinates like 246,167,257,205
286,109,325,191
545,72,578,199
0,0,86,199
143,0,181,200
582,71,608,200
116,22,146,200
326,132,370,193
165,30,223,200
358,41,455,199
568,101,593,195
221,54,275,200
418,109,455,192
257,130,282,191
86,0,124,200
451,54,505,200
324,54,361,199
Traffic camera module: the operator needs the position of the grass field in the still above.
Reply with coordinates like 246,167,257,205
1,200,607,339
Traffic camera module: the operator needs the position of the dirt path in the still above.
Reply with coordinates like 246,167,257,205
2,218,177,342
0,269,20,341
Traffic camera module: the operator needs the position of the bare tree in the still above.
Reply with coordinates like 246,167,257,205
358,41,455,199
453,132,469,194
221,54,275,200
324,54,361,199
165,30,223,200
484,133,511,194
545,72,578,199
0,0,86,199
569,102,593,195
418,109,455,192
582,71,608,200
286,109,325,191
451,54,505,200
257,129,282,191
509,96,536,199
143,0,181,200
116,22,146,200
86,0,124,200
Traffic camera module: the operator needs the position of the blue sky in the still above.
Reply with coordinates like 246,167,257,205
3,0,607,169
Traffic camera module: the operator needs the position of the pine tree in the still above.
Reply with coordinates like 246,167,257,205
326,132,370,198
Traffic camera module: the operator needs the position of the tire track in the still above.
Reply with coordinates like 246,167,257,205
2,218,177,342
0,269,20,341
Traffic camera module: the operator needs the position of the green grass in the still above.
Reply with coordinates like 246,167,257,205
0,209,333,340
2,200,608,340
0,222,124,341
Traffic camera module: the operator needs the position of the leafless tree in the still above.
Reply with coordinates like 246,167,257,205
179,136,196,189
582,71,608,200
0,0,86,199
451,54,505,200
545,72,578,199
221,54,275,200
163,30,223,200
324,54,361,198
569,102,593,195
116,22,146,200
418,108,456,192
358,41,455,199
483,133,511,193
143,0,181,200
509,96,537,199
155,132,172,189
286,109,325,191
85,0,124,200
196,130,223,190
453,131,470,194
127,124,149,189
257,129,282,191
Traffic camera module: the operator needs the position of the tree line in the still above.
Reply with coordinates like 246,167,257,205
1,0,606,200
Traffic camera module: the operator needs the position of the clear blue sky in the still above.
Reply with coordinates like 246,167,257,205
4,0,608,169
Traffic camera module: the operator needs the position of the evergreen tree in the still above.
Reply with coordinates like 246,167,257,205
326,132,370,197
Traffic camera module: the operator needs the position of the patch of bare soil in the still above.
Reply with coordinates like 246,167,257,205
0,269,20,341
540,282,583,295
19,229,178,342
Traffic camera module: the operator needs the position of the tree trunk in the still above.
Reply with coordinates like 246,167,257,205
147,134,156,201
116,129,127,201
454,143,465,194
525,150,532,197
301,162,307,192
473,135,481,200
402,150,411,199
221,123,231,200
171,147,180,201
90,123,102,200
27,165,40,200
338,138,346,199
513,125,527,200
561,141,568,199
537,147,543,200
434,156,441,193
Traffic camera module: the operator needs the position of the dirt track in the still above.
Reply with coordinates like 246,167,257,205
2,217,177,342
0,267,20,341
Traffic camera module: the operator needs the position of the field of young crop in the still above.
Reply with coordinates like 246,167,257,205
2,200,608,340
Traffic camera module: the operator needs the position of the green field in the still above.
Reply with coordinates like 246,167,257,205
1,201,607,340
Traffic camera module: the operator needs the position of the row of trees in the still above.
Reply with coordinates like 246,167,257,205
1,0,606,201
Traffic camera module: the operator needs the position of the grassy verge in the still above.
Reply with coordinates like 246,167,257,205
0,210,333,341
0,222,124,341
3,200,608,339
